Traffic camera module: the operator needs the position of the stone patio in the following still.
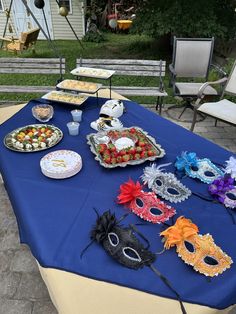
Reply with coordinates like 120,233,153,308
0,103,235,314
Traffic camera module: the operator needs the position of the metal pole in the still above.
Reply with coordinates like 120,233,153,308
54,0,84,49
20,0,63,81
42,8,52,42
1,0,14,48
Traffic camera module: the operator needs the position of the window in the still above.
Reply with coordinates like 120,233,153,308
59,0,72,13
0,0,3,11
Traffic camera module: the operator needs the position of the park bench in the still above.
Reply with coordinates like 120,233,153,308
0,57,65,102
77,58,167,114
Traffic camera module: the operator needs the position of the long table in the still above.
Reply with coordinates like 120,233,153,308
0,92,235,314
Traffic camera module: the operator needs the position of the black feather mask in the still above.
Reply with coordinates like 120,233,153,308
81,209,187,314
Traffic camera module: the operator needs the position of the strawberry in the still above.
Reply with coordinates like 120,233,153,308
122,154,130,162
116,156,123,163
138,140,146,147
129,127,137,134
103,149,111,156
146,143,153,149
103,155,111,164
136,146,142,153
111,151,119,158
97,144,107,154
141,151,148,159
108,143,116,152
134,153,141,160
128,147,136,155
147,149,156,157
111,157,117,164
119,149,126,156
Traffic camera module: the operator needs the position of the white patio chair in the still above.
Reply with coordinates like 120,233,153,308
169,37,226,120
190,60,236,131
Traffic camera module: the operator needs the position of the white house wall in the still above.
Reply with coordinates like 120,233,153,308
0,0,85,40
49,0,85,40
0,0,17,37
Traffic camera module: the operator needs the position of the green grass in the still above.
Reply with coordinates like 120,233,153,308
0,32,233,104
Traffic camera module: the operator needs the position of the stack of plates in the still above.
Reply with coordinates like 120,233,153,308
40,150,82,179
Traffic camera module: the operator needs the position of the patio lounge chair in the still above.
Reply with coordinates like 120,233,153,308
169,37,226,120
190,60,236,131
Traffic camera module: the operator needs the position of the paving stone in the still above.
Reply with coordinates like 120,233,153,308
0,230,21,251
10,249,38,273
193,126,209,133
15,273,50,300
0,251,15,273
0,299,32,314
206,126,228,133
32,301,57,314
203,132,224,139
0,272,21,297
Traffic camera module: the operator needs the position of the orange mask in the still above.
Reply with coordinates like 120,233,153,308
160,217,233,277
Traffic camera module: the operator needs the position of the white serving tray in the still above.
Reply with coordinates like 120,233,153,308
42,91,88,106
71,67,115,79
57,79,102,94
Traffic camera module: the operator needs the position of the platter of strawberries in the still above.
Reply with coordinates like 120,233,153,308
87,127,165,168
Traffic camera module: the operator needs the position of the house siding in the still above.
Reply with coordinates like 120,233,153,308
50,0,85,40
0,0,17,37
0,0,85,40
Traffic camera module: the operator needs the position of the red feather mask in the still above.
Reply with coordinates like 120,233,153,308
117,179,176,224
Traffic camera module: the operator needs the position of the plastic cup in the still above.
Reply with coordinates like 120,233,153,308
67,122,80,135
71,109,82,122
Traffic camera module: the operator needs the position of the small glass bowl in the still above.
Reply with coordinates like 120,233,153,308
32,104,54,122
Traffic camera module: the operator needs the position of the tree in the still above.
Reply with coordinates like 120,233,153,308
133,0,236,41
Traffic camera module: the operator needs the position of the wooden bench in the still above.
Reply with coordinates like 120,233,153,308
76,58,167,114
0,58,65,100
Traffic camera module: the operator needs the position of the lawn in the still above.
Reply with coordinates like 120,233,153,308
0,32,174,104
0,32,231,104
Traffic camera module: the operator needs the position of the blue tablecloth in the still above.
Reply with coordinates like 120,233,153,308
0,97,235,309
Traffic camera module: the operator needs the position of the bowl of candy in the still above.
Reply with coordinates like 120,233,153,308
32,104,54,122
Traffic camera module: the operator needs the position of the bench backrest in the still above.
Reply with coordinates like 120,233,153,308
0,58,66,75
77,58,166,77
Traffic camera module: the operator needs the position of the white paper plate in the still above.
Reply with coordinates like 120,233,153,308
40,150,82,179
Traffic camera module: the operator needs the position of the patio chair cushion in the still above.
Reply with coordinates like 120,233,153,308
175,82,218,96
198,99,236,124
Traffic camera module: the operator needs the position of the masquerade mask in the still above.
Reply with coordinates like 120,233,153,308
117,179,176,224
100,100,124,118
225,156,236,179
91,210,155,269
90,116,123,131
86,210,186,314
175,152,224,184
141,163,191,203
161,216,233,277
208,175,236,209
